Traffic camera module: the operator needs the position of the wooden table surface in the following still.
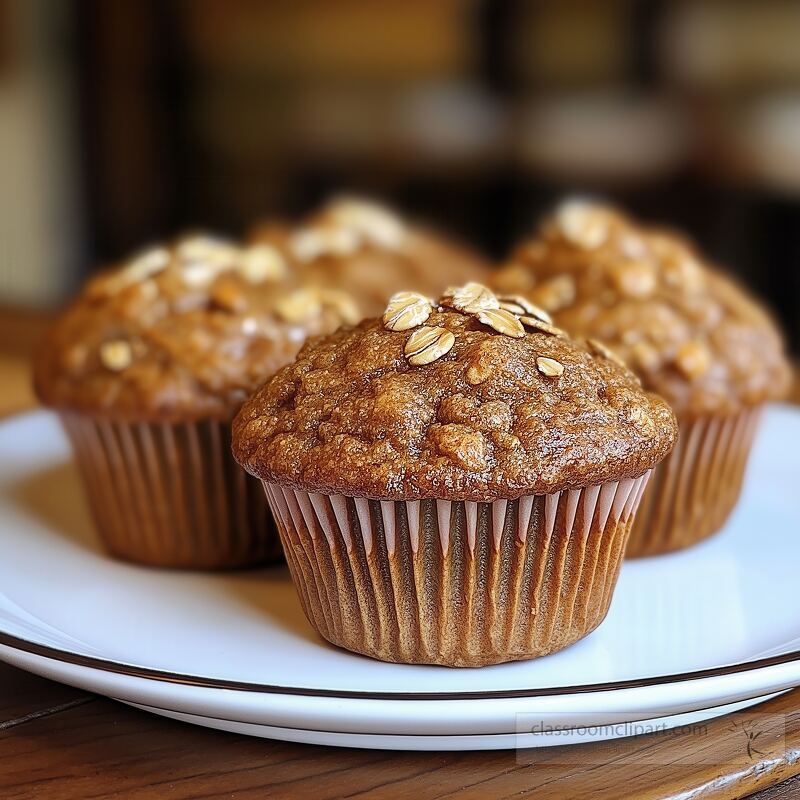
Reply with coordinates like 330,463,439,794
1,308,799,800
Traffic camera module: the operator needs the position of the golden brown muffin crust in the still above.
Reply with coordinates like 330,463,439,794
493,200,791,416
249,196,490,317
34,236,359,421
233,284,677,500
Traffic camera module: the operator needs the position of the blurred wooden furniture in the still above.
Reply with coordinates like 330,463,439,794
1,308,799,799
0,306,48,416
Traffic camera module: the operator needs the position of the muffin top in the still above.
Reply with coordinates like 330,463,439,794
34,236,359,421
249,196,489,317
493,200,791,417
233,282,677,501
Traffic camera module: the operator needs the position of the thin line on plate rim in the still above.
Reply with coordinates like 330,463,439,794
1,630,799,701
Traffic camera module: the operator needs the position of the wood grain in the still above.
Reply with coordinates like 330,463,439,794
0,664,89,731
0,306,48,416
745,774,800,799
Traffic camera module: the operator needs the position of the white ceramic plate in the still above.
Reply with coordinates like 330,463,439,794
0,408,798,750
122,693,785,750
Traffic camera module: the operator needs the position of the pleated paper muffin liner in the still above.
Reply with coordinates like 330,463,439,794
263,474,650,667
626,407,762,558
60,413,282,569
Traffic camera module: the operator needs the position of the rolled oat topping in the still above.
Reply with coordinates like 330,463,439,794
316,288,362,326
497,294,552,323
609,259,658,299
673,340,711,380
554,198,612,250
322,196,407,250
587,338,627,368
520,316,566,337
630,340,660,371
536,356,564,377
99,340,133,372
385,283,577,366
528,274,576,314
475,307,525,338
289,225,361,263
275,288,323,324
404,325,456,365
441,282,499,314
383,291,433,331
238,244,287,284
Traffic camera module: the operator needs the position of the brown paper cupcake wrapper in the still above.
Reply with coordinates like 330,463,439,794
626,407,762,558
263,474,650,667
60,413,282,569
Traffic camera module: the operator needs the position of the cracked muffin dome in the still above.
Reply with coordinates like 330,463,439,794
34,235,360,421
233,283,678,501
249,196,490,317
493,199,791,417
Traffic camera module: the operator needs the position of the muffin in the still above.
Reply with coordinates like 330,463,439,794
494,200,791,557
233,282,677,666
249,196,490,317
34,235,358,569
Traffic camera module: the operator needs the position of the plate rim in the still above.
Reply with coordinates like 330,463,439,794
2,629,800,700
124,690,786,739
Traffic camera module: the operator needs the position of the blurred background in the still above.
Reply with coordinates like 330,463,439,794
1,0,800,371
